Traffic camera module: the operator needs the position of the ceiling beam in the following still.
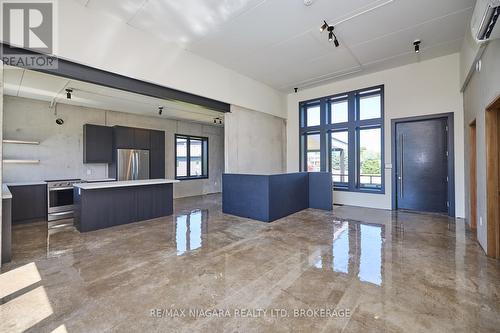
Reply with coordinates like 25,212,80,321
0,43,231,113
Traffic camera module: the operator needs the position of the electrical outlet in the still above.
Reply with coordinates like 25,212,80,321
480,216,483,226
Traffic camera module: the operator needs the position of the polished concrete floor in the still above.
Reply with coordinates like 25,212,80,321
1,194,500,333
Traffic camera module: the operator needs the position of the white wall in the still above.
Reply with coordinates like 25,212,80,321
462,38,500,252
3,96,224,199
286,54,465,217
44,0,285,119
225,105,286,174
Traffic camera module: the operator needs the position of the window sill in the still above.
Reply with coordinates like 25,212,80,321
176,176,209,181
333,187,385,195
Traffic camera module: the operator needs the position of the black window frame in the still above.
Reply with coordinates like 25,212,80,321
299,85,385,194
175,134,209,181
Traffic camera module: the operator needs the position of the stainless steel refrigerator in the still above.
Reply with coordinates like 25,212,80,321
117,149,150,181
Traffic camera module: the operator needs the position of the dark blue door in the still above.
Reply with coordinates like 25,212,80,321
395,118,448,213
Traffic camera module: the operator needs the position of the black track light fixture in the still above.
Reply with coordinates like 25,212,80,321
333,34,340,47
320,20,328,32
66,89,73,99
321,23,340,47
213,117,223,125
413,40,421,53
158,106,164,115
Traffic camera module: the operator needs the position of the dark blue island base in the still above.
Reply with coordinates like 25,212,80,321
73,180,176,232
222,172,332,223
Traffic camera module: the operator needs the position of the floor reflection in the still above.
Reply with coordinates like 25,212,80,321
174,210,208,255
314,220,384,286
358,224,383,286
333,222,349,274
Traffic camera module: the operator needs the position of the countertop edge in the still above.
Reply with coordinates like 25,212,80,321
74,179,179,190
2,184,13,200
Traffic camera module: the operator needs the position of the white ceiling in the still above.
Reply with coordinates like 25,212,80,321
2,66,225,125
73,0,476,91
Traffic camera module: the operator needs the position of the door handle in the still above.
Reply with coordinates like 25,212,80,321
399,134,404,198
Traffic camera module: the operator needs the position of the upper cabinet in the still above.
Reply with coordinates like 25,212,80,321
150,130,165,178
134,128,151,150
113,126,135,149
114,126,150,150
83,124,113,163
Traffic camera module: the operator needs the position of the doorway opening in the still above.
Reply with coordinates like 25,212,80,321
469,120,477,234
486,96,500,259
391,113,455,216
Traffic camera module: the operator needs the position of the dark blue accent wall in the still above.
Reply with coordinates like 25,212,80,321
308,172,333,210
222,174,270,221
268,173,309,221
223,172,332,223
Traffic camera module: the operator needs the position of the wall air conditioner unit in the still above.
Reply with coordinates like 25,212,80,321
471,0,500,43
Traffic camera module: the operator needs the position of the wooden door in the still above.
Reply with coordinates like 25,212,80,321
486,96,500,259
469,121,477,230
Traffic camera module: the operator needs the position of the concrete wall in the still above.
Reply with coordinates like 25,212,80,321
286,54,465,217
3,96,224,199
225,105,286,174
47,0,285,119
462,38,500,252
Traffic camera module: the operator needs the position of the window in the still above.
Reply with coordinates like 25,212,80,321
330,98,348,124
306,133,321,172
331,131,349,184
299,85,384,193
306,105,321,127
359,128,382,189
175,135,208,180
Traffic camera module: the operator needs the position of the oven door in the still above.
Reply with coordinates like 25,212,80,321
48,187,74,213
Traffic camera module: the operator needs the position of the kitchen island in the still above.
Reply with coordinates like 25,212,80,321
73,179,179,232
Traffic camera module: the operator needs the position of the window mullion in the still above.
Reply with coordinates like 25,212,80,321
348,92,357,191
320,98,328,172
186,138,191,178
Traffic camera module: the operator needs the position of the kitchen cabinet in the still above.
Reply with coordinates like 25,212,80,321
83,124,113,163
150,130,165,178
114,126,151,150
114,126,135,149
9,184,47,224
134,128,151,150
74,182,174,232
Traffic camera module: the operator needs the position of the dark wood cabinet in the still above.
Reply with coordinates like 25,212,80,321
114,126,135,149
113,126,151,150
75,184,173,232
83,124,113,163
134,128,151,150
10,184,47,224
150,130,165,178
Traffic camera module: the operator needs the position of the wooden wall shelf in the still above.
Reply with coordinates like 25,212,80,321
3,160,40,164
3,139,40,145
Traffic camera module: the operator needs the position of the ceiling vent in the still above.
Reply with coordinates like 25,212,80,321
471,0,500,43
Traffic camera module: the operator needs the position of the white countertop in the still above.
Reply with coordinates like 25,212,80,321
4,181,47,186
74,179,179,190
81,178,116,182
2,184,12,199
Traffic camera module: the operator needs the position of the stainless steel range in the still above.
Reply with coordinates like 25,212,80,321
46,179,82,222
